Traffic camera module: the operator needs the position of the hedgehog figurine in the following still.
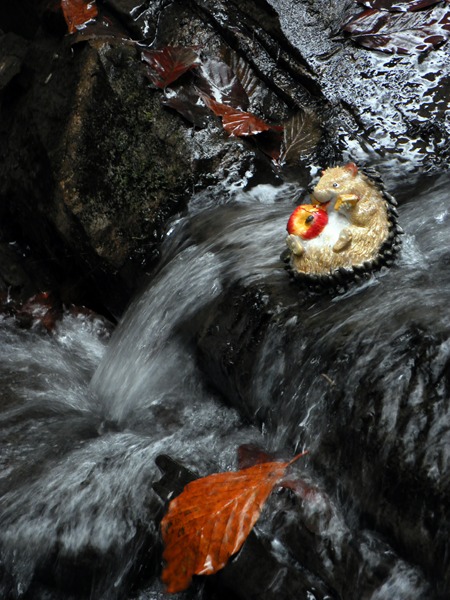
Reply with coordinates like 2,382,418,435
284,163,402,289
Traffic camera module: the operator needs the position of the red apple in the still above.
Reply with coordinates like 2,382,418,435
287,205,328,240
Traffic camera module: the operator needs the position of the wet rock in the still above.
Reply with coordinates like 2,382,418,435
0,242,34,298
0,28,199,315
0,32,29,90
1,0,317,317
0,0,41,40
191,0,450,173
261,0,450,171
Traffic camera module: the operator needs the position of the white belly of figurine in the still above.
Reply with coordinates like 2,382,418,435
303,209,349,249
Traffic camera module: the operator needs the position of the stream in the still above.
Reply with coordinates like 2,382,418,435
1,157,449,599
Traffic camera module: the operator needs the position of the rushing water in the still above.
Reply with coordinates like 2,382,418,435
0,165,449,599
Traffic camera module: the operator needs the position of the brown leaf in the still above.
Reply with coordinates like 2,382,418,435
343,5,450,53
142,46,201,89
278,110,321,166
226,53,261,100
251,129,284,161
61,0,98,34
161,452,308,593
222,110,282,137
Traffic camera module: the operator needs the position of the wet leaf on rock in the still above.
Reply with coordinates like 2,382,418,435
61,0,98,34
226,53,261,100
195,58,250,110
69,5,130,43
222,110,282,137
141,46,201,88
161,452,308,593
201,94,283,137
16,292,63,333
163,86,211,128
199,93,235,117
344,5,450,53
356,0,443,11
278,110,321,166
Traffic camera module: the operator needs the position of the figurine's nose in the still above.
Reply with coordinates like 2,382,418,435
311,188,333,203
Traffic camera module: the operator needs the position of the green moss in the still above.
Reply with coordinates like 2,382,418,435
72,44,194,267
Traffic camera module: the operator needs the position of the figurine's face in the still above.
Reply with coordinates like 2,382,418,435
312,164,358,204
287,205,328,240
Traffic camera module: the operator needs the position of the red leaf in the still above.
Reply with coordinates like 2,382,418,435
141,46,201,89
222,110,283,137
200,94,235,116
161,452,308,593
344,5,450,53
61,0,98,34
356,0,442,11
201,94,283,137
69,7,130,44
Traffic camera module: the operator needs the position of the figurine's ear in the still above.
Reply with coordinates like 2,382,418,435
344,162,358,177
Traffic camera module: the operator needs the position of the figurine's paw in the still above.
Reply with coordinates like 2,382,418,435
334,194,359,211
286,234,305,256
333,228,352,252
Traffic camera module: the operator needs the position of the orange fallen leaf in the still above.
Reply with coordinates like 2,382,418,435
61,0,98,34
160,451,308,593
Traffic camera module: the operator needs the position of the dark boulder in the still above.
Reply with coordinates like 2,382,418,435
0,30,197,315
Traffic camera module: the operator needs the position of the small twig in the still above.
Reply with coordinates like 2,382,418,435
321,373,336,387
